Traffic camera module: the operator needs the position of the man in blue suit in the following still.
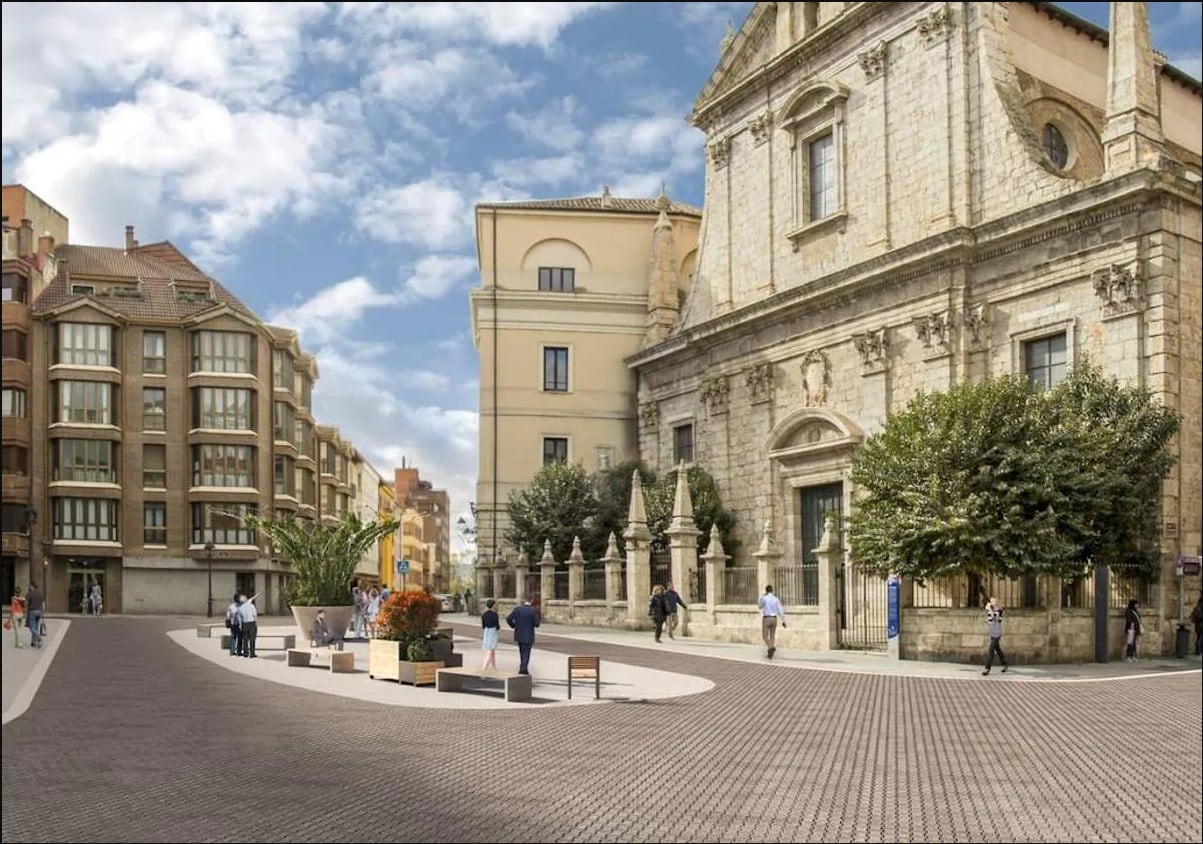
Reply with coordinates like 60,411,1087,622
506,598,541,675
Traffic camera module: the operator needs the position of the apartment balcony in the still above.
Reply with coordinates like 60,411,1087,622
1,357,31,388
1,531,30,556
47,480,122,499
1,473,30,500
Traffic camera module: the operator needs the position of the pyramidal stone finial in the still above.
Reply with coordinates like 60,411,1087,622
671,460,694,523
517,550,530,568
601,185,613,207
541,538,556,565
707,524,726,557
569,535,585,564
757,519,775,554
605,531,621,560
628,470,648,525
655,182,670,211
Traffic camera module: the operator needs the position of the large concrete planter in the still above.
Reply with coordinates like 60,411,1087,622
290,605,355,648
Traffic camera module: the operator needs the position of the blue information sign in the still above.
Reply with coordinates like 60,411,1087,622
886,577,900,640
395,559,410,574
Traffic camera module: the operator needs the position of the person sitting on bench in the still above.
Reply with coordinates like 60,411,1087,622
310,610,344,651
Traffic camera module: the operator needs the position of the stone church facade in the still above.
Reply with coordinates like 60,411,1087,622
629,2,1202,658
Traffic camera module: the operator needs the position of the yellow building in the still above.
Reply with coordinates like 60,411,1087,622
378,481,397,589
398,507,430,589
470,189,701,561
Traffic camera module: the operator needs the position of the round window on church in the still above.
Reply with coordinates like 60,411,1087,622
1042,123,1069,170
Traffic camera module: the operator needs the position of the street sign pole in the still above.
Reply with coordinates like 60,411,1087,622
886,575,900,660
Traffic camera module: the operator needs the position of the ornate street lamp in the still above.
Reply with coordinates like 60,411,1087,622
204,540,216,617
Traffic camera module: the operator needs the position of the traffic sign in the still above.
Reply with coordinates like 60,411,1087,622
395,559,410,574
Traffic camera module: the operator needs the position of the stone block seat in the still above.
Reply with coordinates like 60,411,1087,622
220,633,295,651
287,649,355,673
435,667,533,702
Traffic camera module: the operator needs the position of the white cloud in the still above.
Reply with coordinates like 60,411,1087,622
363,43,534,118
506,97,584,151
1169,51,1202,80
402,255,479,302
338,2,612,50
355,178,469,250
490,153,585,188
268,276,400,344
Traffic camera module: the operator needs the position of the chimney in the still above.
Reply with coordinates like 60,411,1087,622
125,224,137,250
1102,1,1164,174
37,231,55,255
17,219,33,257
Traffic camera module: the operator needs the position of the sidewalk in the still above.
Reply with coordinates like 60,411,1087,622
440,613,1203,683
2,617,70,723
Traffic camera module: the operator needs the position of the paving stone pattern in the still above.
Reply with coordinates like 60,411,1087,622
2,618,1200,843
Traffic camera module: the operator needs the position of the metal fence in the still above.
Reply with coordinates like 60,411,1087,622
554,570,569,601
582,568,606,600
910,573,1040,609
651,551,671,589
616,566,627,602
499,572,516,600
774,564,818,606
723,567,759,604
525,572,541,602
690,566,706,604
910,576,964,608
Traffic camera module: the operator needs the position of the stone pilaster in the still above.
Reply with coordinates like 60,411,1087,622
539,539,556,604
813,515,843,651
702,525,729,619
624,470,652,626
601,531,624,613
567,535,584,614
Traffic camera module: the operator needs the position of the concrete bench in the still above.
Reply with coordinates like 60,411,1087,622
196,624,227,638
220,634,295,650
436,667,532,702
287,649,355,673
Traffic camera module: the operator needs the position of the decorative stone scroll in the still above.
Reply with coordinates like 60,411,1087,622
707,136,731,169
748,111,773,145
745,362,774,405
963,304,989,347
639,401,659,431
851,328,889,374
700,376,730,415
858,41,887,80
917,5,952,47
1091,264,1142,313
800,350,831,407
912,310,954,355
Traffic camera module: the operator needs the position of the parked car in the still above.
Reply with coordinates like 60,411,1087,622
435,594,457,613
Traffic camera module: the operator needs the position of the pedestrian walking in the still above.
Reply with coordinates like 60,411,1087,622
506,598,540,675
757,585,786,658
664,580,687,639
237,593,259,658
1123,598,1142,662
648,585,670,643
350,586,364,639
982,596,1009,675
481,599,500,670
25,582,45,649
8,586,26,647
225,594,241,657
89,583,103,616
365,588,382,639
1190,595,1203,658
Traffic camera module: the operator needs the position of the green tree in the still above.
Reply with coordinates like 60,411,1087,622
588,459,657,558
645,464,737,555
244,511,399,605
504,460,598,562
848,368,1179,582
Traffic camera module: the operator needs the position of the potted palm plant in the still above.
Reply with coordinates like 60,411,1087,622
369,587,445,685
244,512,398,649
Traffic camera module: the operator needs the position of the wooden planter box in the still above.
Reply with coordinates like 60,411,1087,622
398,660,445,686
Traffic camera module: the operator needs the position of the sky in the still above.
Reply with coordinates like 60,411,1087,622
2,2,1200,550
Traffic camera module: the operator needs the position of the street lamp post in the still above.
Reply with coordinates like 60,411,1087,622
24,505,37,590
205,541,216,617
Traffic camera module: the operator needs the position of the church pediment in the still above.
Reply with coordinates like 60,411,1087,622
693,3,778,123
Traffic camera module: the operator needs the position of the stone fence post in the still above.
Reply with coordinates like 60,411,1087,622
753,520,782,601
624,471,652,627
814,515,843,650
475,556,491,600
514,550,529,603
702,525,728,620
567,535,584,616
664,461,700,635
602,531,623,618
492,550,506,604
539,539,556,605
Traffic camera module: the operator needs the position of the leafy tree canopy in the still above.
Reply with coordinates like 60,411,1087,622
848,362,1179,582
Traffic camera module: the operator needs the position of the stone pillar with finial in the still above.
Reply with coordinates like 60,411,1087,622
701,525,728,622
813,514,844,650
602,531,623,617
664,461,700,632
475,553,491,600
753,519,783,604
567,535,585,615
492,549,507,603
539,539,556,608
1101,1,1165,175
514,550,529,603
624,470,652,626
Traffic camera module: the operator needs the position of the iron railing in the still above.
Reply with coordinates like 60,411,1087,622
650,551,671,589
553,570,569,601
582,568,606,600
722,567,758,604
774,564,818,606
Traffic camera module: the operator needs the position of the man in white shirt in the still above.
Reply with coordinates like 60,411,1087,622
236,593,259,658
757,585,786,659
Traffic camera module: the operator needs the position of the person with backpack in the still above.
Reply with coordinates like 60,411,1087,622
648,585,670,643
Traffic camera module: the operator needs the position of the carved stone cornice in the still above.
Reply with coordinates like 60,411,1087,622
851,328,889,374
748,111,772,145
745,362,774,405
1092,263,1142,314
707,136,731,169
700,375,730,414
963,304,989,348
912,310,954,355
639,401,659,431
858,41,887,81
917,5,952,47
800,350,831,406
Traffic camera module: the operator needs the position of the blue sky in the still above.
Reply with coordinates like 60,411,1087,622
2,2,1200,545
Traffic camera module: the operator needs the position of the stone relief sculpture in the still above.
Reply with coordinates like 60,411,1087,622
707,136,731,168
748,111,773,145
851,328,888,372
1091,264,1141,310
700,376,730,414
963,304,989,347
912,310,954,352
639,401,659,431
917,5,952,46
745,362,775,404
858,41,887,80
800,350,831,407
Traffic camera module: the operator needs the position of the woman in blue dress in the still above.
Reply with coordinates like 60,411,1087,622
481,598,500,670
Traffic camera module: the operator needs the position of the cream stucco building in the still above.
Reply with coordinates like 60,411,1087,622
623,1,1201,659
470,192,701,562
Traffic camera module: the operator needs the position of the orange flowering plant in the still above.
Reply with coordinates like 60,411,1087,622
375,587,441,646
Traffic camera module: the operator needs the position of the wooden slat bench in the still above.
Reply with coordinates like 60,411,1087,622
435,667,532,702
220,634,296,651
567,656,601,700
287,649,355,672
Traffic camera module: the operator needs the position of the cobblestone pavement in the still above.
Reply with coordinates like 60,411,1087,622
2,617,1199,843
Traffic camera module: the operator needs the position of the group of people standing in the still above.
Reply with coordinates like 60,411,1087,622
224,593,259,658
7,584,45,648
350,585,388,640
647,581,688,643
